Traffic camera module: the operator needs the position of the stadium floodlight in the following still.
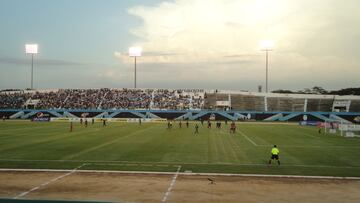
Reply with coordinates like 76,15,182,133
25,44,38,89
128,47,142,88
260,40,274,93
260,40,274,51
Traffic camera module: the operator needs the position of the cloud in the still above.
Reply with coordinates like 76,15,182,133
119,0,301,63
0,57,86,66
116,0,343,63
111,0,360,90
114,50,261,64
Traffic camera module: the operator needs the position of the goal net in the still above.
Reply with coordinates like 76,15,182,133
338,123,360,138
321,121,360,137
323,121,340,135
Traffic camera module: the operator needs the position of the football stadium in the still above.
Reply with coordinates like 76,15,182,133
1,89,360,202
1,1,360,203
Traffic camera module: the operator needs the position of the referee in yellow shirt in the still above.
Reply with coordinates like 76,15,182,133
268,145,280,165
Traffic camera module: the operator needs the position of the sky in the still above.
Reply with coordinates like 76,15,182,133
0,0,359,91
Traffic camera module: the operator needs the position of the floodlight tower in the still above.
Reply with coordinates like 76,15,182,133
25,44,38,89
260,40,274,93
128,47,142,88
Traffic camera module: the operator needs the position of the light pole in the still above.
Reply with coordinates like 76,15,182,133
25,44,38,89
128,47,142,88
260,40,274,93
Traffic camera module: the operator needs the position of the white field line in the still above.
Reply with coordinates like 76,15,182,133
1,159,360,169
222,131,360,148
217,131,360,148
237,130,258,146
62,126,156,160
237,122,298,125
161,166,181,202
13,163,86,199
250,144,360,148
1,168,359,180
278,145,360,148
87,163,174,168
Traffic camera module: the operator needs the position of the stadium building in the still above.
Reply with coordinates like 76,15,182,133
1,88,360,123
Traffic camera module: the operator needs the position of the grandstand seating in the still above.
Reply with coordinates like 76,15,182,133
292,98,306,112
0,89,359,112
350,100,360,112
267,98,305,112
231,95,265,111
101,89,152,110
267,97,292,112
307,99,333,112
32,90,67,109
204,93,228,109
153,89,182,110
0,92,31,109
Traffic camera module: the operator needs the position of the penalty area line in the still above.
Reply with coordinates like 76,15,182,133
161,165,181,202
13,163,86,199
237,130,258,146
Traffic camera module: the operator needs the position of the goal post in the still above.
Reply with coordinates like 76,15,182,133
322,119,360,137
323,120,340,135
338,123,360,138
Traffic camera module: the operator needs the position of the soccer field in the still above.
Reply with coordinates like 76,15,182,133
0,121,360,177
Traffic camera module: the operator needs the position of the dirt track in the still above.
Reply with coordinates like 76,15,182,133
0,171,359,203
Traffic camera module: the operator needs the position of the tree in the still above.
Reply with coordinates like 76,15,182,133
311,86,327,94
329,88,360,95
296,86,327,94
298,88,312,94
269,87,360,95
271,89,294,94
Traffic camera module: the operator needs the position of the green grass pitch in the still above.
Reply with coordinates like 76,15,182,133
0,121,359,177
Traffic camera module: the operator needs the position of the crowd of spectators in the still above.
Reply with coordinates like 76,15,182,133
152,89,204,110
0,88,205,110
0,92,31,109
31,90,68,109
192,95,204,109
153,89,181,110
62,89,108,109
101,89,152,109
